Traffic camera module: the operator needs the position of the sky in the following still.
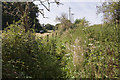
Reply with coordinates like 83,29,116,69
34,0,104,25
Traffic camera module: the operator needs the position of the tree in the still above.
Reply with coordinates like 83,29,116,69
97,0,120,24
45,24,55,30
2,2,19,29
56,13,72,30
74,18,89,27
2,0,61,32
2,2,43,32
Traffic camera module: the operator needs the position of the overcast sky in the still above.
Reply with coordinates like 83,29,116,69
34,0,104,25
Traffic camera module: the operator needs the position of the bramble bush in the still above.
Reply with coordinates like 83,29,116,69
2,21,67,78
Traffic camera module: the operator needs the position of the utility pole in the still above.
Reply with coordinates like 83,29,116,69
69,7,71,21
68,7,74,23
71,13,74,23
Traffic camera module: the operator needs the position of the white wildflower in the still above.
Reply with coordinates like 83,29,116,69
88,43,93,46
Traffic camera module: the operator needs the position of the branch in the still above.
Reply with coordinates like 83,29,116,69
33,0,63,18
38,9,45,17
39,0,50,11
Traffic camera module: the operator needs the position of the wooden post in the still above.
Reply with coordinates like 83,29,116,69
47,35,49,42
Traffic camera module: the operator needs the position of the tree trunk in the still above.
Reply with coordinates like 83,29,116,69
17,2,30,32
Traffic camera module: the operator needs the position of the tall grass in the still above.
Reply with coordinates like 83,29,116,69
56,23,119,78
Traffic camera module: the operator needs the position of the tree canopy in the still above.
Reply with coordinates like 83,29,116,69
44,24,55,30
74,18,89,27
56,13,72,30
2,2,42,32
2,0,61,32
97,0,120,24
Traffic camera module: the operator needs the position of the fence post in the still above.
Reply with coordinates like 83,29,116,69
47,35,49,42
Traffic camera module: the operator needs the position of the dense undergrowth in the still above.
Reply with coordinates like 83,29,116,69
2,21,120,79
2,21,67,78
56,23,120,78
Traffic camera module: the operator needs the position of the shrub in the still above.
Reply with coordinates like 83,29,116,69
2,21,66,78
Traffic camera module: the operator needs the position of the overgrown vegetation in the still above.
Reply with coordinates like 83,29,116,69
2,0,120,79
2,21,67,78
58,22,119,78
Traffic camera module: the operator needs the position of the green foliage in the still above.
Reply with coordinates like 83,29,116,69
74,18,89,27
2,2,43,32
81,23,119,78
4,20,118,79
2,20,120,79
97,1,120,23
56,13,72,31
2,2,19,29
2,21,67,78
2,1,120,78
59,23,120,78
44,24,55,30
